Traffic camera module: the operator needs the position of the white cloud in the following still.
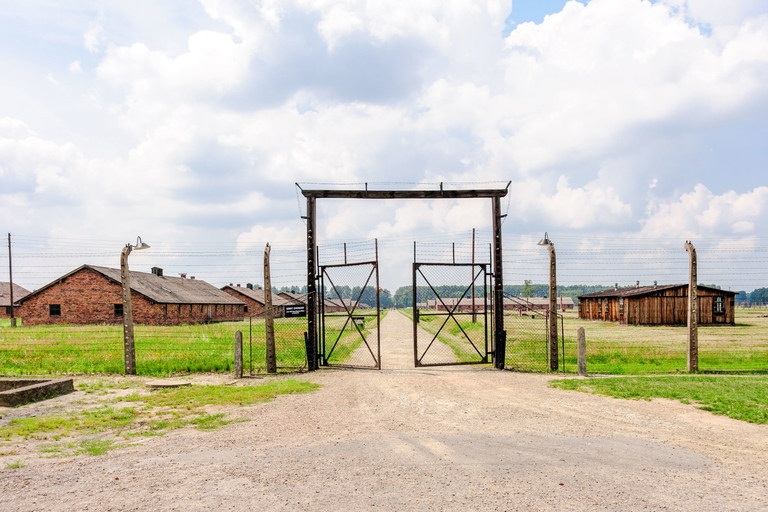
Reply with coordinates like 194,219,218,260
84,16,105,53
640,184,768,238
661,0,768,27
69,61,83,74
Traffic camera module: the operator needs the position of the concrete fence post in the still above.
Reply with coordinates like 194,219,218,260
577,327,587,377
234,330,243,379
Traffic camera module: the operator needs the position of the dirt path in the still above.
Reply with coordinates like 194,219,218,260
2,311,767,511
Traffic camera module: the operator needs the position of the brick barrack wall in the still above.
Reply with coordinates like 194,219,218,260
18,268,244,326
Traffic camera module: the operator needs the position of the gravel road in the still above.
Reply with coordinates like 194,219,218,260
2,311,767,511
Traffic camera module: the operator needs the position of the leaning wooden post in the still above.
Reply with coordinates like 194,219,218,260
264,243,277,373
234,330,243,379
577,327,587,376
685,241,698,373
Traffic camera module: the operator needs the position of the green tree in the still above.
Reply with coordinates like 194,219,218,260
522,279,534,298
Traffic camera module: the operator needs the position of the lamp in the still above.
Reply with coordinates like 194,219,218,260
537,232,552,246
133,236,150,250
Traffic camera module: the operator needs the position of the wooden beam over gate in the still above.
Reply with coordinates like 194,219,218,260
300,188,509,200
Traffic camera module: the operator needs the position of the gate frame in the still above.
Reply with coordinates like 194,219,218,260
301,184,510,371
319,259,381,369
412,261,490,367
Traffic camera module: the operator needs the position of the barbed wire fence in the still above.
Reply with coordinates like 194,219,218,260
2,230,767,375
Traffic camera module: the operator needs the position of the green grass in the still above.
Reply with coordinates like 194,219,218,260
500,308,768,374
1,379,319,456
4,459,25,469
0,317,309,376
557,308,768,374
550,375,768,424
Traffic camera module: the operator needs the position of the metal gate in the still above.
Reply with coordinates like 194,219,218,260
412,262,491,366
319,260,381,369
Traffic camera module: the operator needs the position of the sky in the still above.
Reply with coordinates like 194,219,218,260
1,0,768,294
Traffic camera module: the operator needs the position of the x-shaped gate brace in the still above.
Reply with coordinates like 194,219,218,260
414,263,489,366
320,261,379,368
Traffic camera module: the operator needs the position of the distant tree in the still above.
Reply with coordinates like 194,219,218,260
522,280,534,298
750,288,768,304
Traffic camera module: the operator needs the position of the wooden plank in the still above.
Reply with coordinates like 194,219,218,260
301,189,509,199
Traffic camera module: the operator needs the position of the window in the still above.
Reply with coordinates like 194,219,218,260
177,304,181,314
598,300,602,315
214,304,218,314
244,305,249,313
49,304,61,316
5,306,10,315
114,304,123,316
200,304,205,313
586,301,590,313
713,296,725,315
619,298,624,316
163,304,168,316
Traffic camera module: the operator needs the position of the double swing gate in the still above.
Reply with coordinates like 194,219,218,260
412,262,492,366
319,260,381,369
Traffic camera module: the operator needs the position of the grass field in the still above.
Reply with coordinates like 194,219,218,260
502,308,768,374
550,375,768,424
559,308,768,374
0,317,309,377
0,310,387,376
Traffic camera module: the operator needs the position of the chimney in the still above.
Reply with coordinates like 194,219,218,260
247,283,253,290
614,283,618,291
237,284,241,287
151,267,163,277
636,280,640,288
191,276,195,280
653,280,657,289
179,273,187,279
229,283,233,286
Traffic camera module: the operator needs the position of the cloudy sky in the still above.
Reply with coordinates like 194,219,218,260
2,0,767,292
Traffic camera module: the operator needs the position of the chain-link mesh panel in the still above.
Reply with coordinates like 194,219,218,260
321,262,380,368
414,263,489,366
247,307,308,374
698,306,768,372
502,296,549,371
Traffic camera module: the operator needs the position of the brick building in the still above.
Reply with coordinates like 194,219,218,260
221,284,294,317
0,282,31,318
16,265,245,326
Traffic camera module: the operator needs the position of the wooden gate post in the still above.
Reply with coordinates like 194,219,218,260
264,243,277,373
685,241,698,373
234,330,243,379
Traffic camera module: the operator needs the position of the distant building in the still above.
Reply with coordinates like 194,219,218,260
578,284,736,325
221,284,294,317
16,265,245,326
504,296,574,311
0,282,31,318
279,292,308,305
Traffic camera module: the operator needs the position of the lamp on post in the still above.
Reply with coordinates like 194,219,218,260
538,232,558,371
121,236,150,375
